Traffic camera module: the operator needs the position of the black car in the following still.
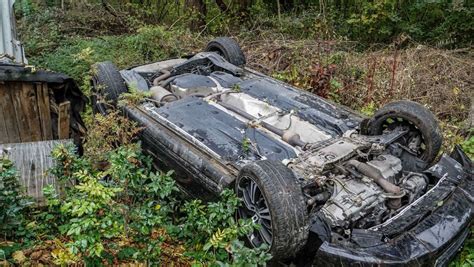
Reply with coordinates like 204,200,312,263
91,37,473,266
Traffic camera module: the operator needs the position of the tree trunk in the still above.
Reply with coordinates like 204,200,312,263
215,0,228,12
238,0,252,15
186,0,207,30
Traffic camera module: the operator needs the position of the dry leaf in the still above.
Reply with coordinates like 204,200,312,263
12,251,26,264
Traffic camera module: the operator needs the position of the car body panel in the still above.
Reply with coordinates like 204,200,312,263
155,96,297,162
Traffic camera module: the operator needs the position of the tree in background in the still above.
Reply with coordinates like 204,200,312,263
14,0,473,48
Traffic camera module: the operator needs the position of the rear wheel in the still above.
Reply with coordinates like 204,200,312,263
205,37,246,67
91,61,128,114
236,160,308,259
364,100,442,165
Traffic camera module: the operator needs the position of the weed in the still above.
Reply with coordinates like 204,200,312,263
461,134,474,160
83,111,142,163
118,85,152,107
360,102,377,116
242,137,251,153
0,156,32,240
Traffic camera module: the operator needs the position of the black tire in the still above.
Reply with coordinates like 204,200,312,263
205,37,246,66
91,61,128,113
364,100,443,164
235,160,308,259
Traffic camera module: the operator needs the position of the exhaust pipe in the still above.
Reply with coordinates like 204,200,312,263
347,159,402,208
218,101,306,148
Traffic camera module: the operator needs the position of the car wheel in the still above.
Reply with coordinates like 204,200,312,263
364,100,442,164
205,37,246,67
91,61,128,114
235,160,308,259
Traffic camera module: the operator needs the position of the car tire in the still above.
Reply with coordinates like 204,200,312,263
91,61,128,113
364,100,442,164
235,160,308,259
205,37,246,66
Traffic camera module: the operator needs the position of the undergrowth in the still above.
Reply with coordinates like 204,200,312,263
0,112,270,266
28,26,202,88
0,156,32,242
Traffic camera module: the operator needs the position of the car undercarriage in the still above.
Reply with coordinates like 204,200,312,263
92,37,473,266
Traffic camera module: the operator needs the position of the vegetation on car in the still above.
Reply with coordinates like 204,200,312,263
118,86,153,107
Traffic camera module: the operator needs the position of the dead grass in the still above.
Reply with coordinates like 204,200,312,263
345,46,472,121
241,37,473,151
243,38,472,120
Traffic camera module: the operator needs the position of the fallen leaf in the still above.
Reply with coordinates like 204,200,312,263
39,253,51,264
30,250,43,260
12,251,26,264
452,87,460,95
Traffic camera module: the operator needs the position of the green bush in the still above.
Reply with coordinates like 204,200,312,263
23,138,269,265
0,156,31,240
344,1,401,43
0,111,270,265
449,227,474,267
461,135,474,160
242,1,473,47
16,1,474,51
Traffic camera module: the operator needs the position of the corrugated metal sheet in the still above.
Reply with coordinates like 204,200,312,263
0,139,72,202
0,0,27,64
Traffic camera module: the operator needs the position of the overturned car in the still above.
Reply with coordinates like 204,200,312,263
92,37,473,266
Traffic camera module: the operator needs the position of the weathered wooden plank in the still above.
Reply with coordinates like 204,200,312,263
0,106,8,143
10,82,31,142
36,83,53,140
0,83,10,143
58,101,71,139
0,139,72,202
0,82,21,143
20,82,43,142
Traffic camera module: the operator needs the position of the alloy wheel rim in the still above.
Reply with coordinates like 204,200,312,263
236,175,273,248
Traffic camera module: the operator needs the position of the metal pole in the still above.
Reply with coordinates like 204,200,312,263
0,0,27,64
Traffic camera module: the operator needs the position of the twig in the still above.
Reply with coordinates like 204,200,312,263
196,12,223,38
168,16,184,30
389,47,399,98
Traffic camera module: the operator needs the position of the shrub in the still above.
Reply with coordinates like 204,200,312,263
0,112,270,266
83,111,142,162
461,134,474,160
0,156,31,240
22,130,270,265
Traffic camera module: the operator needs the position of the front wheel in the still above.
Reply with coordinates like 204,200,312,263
236,160,308,259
